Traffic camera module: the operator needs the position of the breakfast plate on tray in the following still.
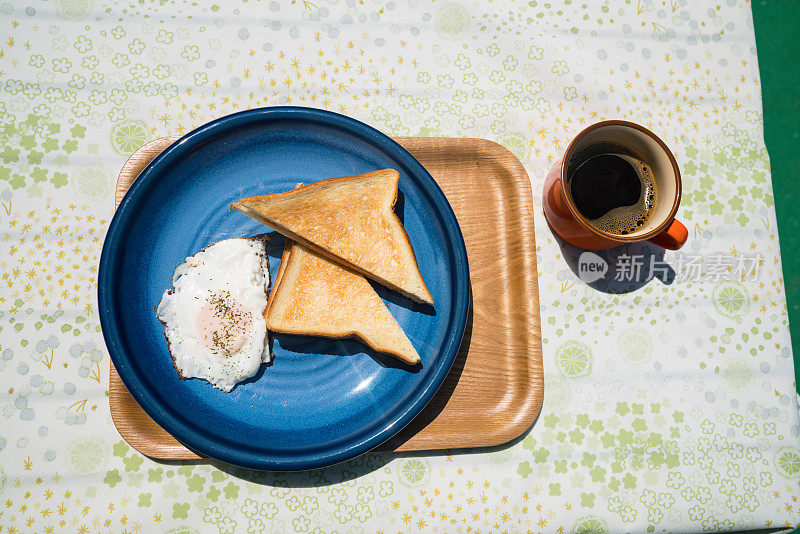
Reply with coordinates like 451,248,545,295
98,107,470,470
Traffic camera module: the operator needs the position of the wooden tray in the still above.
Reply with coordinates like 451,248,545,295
109,136,543,459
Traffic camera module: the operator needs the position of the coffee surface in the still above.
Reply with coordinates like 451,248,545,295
567,142,656,235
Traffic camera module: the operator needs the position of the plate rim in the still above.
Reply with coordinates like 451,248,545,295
98,106,470,470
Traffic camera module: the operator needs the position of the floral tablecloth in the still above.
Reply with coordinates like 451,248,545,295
1,0,798,532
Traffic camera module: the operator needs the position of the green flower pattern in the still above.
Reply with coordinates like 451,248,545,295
0,0,797,532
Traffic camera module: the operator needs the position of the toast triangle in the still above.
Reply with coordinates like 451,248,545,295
231,169,433,305
265,241,421,365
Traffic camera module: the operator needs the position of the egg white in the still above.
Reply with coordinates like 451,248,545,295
157,237,270,391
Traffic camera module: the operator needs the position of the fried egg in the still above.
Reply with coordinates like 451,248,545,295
156,236,270,392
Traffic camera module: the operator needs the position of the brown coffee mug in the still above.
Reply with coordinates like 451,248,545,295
543,120,687,250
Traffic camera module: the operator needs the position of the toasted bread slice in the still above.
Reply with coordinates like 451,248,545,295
266,241,421,365
231,169,433,305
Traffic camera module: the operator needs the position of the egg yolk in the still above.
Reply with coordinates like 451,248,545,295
197,291,253,357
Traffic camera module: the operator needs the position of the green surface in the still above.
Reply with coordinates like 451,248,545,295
751,0,800,390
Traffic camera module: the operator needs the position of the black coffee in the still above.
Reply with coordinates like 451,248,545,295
566,142,657,235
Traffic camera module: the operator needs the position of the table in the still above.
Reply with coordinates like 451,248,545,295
1,1,798,532
751,0,800,385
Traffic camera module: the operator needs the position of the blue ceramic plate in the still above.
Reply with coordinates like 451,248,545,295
98,107,470,470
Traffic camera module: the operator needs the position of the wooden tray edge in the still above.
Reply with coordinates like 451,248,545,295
109,364,203,460
495,137,544,445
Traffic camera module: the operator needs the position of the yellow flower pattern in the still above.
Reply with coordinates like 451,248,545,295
0,200,106,314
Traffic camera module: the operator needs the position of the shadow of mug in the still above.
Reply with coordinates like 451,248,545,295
553,228,676,294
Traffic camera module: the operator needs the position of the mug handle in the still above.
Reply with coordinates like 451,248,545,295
647,219,688,250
